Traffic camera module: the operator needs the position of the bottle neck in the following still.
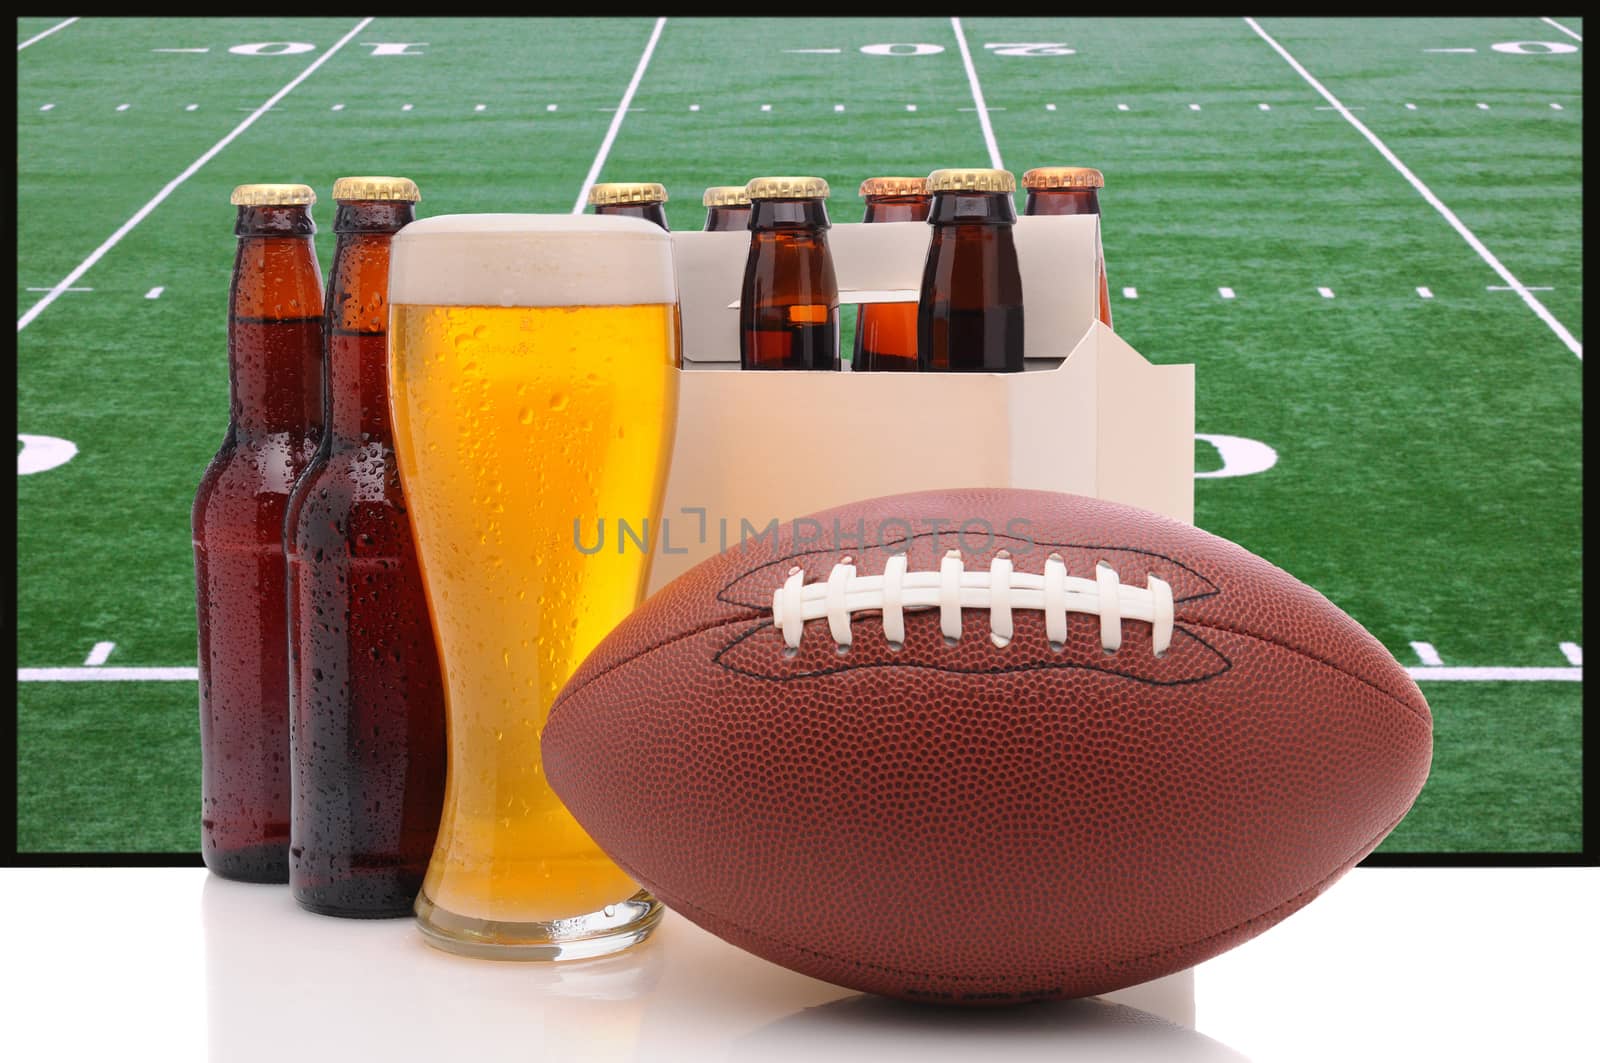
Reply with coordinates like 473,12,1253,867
749,198,831,231
928,191,1018,227
862,194,931,224
1024,188,1100,216
595,202,670,230
228,205,323,441
325,201,413,448
704,205,752,232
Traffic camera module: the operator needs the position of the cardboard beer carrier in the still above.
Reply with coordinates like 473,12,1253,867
647,214,1195,594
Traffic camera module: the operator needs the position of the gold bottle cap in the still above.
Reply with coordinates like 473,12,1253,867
332,175,422,202
1021,167,1105,190
859,176,930,198
745,176,830,200
927,168,1016,194
702,185,752,207
229,183,316,206
588,182,668,206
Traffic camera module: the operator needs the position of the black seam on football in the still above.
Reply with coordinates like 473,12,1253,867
714,535,1222,612
709,620,1233,687
1178,617,1431,723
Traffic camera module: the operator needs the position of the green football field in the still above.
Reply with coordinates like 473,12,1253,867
15,17,1583,855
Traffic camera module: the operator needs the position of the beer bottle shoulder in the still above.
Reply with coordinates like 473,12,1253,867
192,436,310,541
285,445,415,555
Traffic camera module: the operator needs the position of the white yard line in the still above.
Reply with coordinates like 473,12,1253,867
19,667,198,682
1244,17,1583,361
18,16,79,51
1408,667,1581,682
1539,16,1582,41
571,17,667,214
950,17,1003,169
16,17,374,334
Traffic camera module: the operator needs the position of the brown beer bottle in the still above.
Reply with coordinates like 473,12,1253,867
917,168,1024,372
740,176,839,370
852,176,931,372
193,183,325,883
588,182,670,230
1022,167,1112,328
702,185,752,231
285,177,446,917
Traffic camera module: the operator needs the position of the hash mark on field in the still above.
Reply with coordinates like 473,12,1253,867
1046,103,1057,111
401,103,413,111
1559,642,1582,666
1476,102,1490,110
546,104,558,112
17,18,374,334
1218,287,1236,299
185,104,198,111
1318,287,1335,299
1188,103,1202,110
1258,103,1272,110
1122,287,1138,300
1410,641,1443,667
39,103,55,111
116,103,131,112
474,103,485,111
145,286,163,299
905,104,917,112
1245,17,1582,359
1417,286,1434,299
1116,103,1130,111
331,103,344,111
1540,17,1582,42
761,103,773,111
834,104,846,111
18,17,80,51
84,643,115,667
688,103,700,111
1550,102,1564,110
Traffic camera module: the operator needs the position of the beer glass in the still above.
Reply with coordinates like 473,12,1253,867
388,214,679,959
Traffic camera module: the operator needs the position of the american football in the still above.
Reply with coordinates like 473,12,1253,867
543,487,1432,1005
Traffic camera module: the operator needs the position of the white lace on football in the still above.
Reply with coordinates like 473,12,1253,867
772,551,1174,656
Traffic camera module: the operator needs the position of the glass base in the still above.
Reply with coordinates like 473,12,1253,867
414,888,663,962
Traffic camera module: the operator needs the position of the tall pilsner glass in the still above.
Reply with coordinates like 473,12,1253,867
388,215,679,959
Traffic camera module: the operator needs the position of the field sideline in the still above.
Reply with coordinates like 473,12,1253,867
15,17,1583,854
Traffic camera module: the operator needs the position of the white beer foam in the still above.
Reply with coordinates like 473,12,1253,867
389,213,678,308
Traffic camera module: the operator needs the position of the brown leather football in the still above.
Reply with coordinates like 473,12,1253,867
543,488,1432,1005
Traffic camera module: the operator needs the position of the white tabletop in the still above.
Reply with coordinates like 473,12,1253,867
3,866,1593,1062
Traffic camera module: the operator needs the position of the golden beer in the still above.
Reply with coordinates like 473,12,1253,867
388,214,678,959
